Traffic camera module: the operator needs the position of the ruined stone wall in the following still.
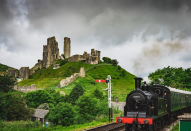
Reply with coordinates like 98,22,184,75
7,69,18,78
14,84,44,93
30,60,43,75
68,55,86,62
69,48,100,64
43,36,59,68
19,67,30,80
64,37,71,59
60,67,85,87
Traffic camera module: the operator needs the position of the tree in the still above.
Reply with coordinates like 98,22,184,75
68,84,84,105
0,92,7,120
48,102,75,126
0,91,34,121
6,92,34,121
111,59,118,66
24,90,54,108
75,95,108,123
102,57,111,63
92,88,104,100
0,75,16,93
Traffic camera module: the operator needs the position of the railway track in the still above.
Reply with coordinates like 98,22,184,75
84,122,125,131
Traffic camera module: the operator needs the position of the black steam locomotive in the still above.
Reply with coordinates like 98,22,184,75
116,77,191,131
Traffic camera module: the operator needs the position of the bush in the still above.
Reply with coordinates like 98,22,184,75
1,92,35,121
75,95,108,123
121,69,125,77
111,59,118,66
92,88,104,100
48,102,75,126
68,84,84,105
0,75,16,93
102,57,111,63
59,59,68,66
24,90,54,108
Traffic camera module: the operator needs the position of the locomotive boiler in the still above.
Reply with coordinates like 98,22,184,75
116,77,191,131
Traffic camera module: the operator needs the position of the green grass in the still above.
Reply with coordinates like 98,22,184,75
18,61,136,102
0,112,123,131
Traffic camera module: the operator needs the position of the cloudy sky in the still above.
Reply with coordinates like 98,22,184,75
1,0,191,80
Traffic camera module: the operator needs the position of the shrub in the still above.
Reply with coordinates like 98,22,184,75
102,57,111,63
111,59,118,66
68,84,84,105
117,65,121,70
48,102,75,126
0,75,16,93
92,88,104,100
59,59,68,66
75,95,108,123
24,90,54,108
4,92,34,121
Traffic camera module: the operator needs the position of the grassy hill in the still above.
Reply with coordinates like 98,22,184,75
18,61,136,102
0,63,18,72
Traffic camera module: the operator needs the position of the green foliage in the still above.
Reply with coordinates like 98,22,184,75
92,88,104,100
59,59,68,66
48,102,76,126
68,84,84,105
148,66,191,89
0,120,41,131
0,75,16,93
24,90,54,108
98,61,103,64
111,59,118,66
0,63,17,72
117,65,121,70
0,92,7,120
61,54,65,59
75,95,108,123
102,57,111,63
121,69,126,77
0,91,34,121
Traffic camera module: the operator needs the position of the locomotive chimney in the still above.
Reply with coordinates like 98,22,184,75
134,77,143,90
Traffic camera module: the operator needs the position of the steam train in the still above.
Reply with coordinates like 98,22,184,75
116,77,191,131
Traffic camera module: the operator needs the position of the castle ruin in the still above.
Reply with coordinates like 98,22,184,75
68,48,101,64
20,67,30,80
7,36,101,80
43,36,60,68
64,37,71,59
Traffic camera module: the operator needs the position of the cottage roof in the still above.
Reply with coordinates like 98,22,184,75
32,109,49,118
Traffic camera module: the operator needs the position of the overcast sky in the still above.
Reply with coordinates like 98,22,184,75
1,0,191,80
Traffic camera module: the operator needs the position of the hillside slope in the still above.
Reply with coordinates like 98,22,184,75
0,63,18,72
18,62,136,102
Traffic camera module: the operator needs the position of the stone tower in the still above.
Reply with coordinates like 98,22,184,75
43,36,59,68
19,67,30,80
64,37,71,59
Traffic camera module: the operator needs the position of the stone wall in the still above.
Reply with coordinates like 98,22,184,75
68,48,101,64
64,37,71,59
30,60,43,76
19,67,30,80
13,84,42,93
111,102,126,111
68,55,86,62
60,67,85,87
7,69,18,78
